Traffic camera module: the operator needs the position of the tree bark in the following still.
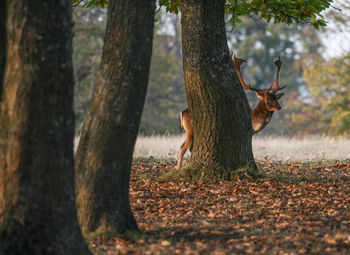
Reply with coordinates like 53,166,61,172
0,1,91,254
75,0,155,234
0,0,6,95
180,0,258,176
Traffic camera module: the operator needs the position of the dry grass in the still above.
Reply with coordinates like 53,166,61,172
133,135,183,160
134,135,350,161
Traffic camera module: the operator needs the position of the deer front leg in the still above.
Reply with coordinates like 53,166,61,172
176,137,193,170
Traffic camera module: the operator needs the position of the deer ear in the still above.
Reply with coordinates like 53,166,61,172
275,93,285,99
255,91,263,99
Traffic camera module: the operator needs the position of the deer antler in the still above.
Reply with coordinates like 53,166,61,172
234,55,286,94
233,55,261,92
269,56,286,92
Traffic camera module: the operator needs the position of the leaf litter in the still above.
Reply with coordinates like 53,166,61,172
91,159,350,254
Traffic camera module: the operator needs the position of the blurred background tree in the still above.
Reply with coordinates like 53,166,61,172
139,13,187,135
283,1,350,136
73,7,105,127
301,55,350,135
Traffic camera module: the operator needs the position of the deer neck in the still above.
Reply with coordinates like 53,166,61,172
251,100,274,134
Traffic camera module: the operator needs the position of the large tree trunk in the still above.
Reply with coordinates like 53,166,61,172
0,1,91,254
75,0,155,234
180,0,258,176
0,0,6,94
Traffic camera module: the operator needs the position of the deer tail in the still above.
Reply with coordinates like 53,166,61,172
179,111,184,132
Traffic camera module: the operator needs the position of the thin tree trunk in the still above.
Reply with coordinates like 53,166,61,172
0,0,90,254
75,0,155,234
180,0,258,177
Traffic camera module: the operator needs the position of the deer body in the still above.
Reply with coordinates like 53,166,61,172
176,56,286,170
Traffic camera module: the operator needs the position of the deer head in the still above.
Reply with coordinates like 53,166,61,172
233,55,286,112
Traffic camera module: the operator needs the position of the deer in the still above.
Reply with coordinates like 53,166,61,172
176,56,286,170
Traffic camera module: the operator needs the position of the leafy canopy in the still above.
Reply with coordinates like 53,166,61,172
75,0,333,29
73,0,107,8
160,0,333,29
224,0,332,29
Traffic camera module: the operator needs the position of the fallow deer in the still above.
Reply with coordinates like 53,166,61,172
176,56,286,170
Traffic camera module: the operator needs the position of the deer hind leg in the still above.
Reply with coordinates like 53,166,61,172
189,143,193,152
176,137,193,170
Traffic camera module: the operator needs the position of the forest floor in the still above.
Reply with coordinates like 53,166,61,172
91,158,350,255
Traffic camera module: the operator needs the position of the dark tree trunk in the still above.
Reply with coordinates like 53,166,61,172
180,0,258,176
0,1,91,254
75,0,155,234
0,0,6,95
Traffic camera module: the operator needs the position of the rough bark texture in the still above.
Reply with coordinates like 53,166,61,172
75,0,155,233
180,0,257,176
0,1,91,254
0,0,6,95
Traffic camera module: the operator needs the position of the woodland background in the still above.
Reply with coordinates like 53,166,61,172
73,3,350,138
